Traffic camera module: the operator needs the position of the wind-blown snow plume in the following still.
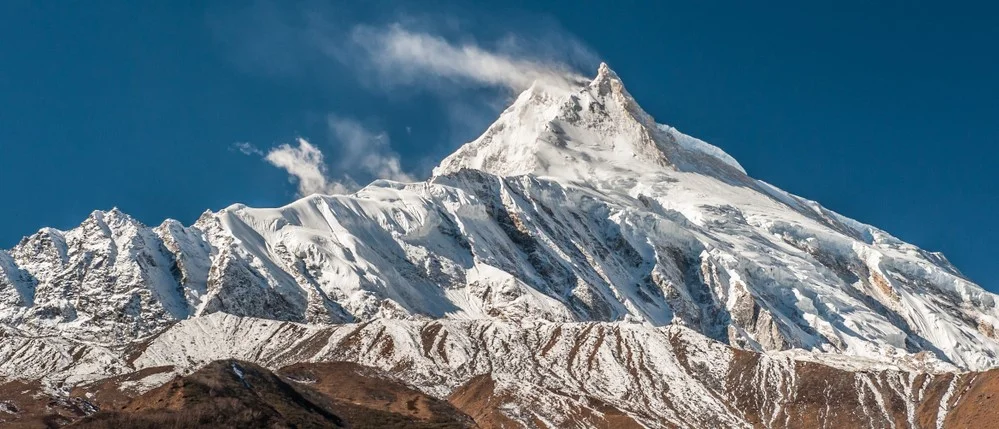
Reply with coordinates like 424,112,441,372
336,23,599,158
349,25,590,92
213,3,597,94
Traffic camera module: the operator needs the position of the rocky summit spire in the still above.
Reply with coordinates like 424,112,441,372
591,62,623,94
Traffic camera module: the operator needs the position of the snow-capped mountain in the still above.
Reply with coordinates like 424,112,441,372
2,63,997,427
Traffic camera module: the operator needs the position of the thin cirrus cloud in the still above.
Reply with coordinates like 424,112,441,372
238,116,412,197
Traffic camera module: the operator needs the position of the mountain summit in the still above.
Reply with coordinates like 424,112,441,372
2,64,998,428
435,62,746,184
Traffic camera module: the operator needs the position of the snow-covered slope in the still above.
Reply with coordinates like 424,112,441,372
2,63,999,420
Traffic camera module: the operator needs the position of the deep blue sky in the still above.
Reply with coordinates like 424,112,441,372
1,1,996,290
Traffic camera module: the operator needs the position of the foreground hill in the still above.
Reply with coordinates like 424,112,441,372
4,359,473,429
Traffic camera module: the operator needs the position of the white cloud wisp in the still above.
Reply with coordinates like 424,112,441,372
348,25,593,93
263,138,352,196
240,117,414,198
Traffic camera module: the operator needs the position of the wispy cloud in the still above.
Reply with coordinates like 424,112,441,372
347,25,591,93
327,115,413,183
237,117,414,197
231,141,263,156
263,138,351,196
216,5,600,197
213,4,598,94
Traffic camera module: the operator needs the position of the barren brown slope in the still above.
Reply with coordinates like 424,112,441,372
277,361,477,428
64,360,475,429
938,370,999,428
444,357,999,429
70,360,345,428
0,379,99,429
448,374,645,429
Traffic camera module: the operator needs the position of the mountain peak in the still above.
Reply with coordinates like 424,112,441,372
591,62,624,94
434,63,737,185
596,61,614,77
593,62,619,85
